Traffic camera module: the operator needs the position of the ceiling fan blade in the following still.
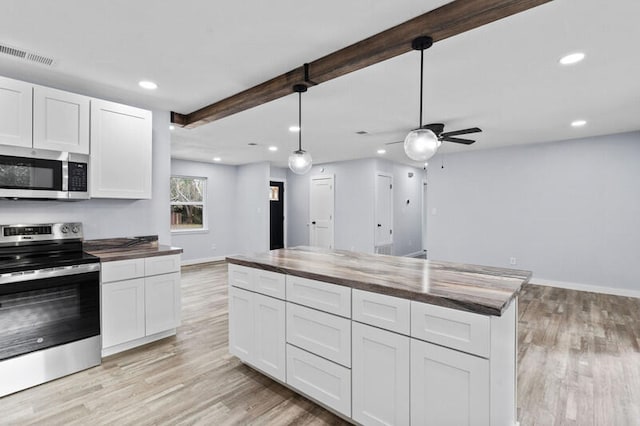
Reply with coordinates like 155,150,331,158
385,140,404,145
441,127,482,138
441,136,476,145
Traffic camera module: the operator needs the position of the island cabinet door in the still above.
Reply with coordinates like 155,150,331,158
352,322,410,426
252,293,286,382
410,339,489,426
228,286,254,362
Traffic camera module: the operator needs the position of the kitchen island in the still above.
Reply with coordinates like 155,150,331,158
226,247,531,426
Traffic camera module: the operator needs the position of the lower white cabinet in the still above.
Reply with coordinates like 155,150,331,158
102,278,145,348
101,254,181,356
228,286,286,382
410,338,490,426
352,322,410,426
286,344,351,418
227,264,517,425
145,273,181,335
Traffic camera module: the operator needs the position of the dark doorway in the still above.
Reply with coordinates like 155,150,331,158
269,180,285,250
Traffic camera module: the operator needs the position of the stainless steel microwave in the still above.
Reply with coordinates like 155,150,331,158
0,146,89,200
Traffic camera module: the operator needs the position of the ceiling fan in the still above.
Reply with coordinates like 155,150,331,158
386,123,482,146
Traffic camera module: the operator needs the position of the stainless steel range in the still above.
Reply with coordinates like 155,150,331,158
0,223,101,397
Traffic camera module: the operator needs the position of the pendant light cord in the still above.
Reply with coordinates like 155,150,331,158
419,47,424,128
298,91,302,151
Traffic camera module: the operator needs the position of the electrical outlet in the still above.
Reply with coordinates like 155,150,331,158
509,257,516,265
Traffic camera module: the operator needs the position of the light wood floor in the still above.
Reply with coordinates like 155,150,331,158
1,262,639,425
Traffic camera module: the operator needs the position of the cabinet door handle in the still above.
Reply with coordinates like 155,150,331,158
377,224,382,227
311,221,316,225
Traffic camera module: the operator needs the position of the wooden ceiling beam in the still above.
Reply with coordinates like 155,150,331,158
172,0,552,128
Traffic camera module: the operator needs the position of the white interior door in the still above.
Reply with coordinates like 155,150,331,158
309,175,334,249
375,173,393,247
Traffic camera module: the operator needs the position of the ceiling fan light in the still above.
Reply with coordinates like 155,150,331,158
404,128,440,161
288,149,312,175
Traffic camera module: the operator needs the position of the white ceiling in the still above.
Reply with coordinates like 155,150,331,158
1,0,638,168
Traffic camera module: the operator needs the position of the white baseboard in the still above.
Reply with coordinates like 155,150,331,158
181,256,226,266
403,251,426,258
530,277,640,299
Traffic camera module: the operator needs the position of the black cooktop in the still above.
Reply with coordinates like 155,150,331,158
0,240,99,275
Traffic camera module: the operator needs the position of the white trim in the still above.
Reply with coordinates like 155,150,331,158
181,256,226,266
403,250,425,258
530,277,640,299
374,171,393,247
170,228,209,235
309,174,335,249
269,177,287,248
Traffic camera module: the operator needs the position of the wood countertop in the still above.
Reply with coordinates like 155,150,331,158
226,246,531,316
84,235,183,262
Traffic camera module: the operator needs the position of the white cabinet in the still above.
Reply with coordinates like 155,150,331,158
101,254,181,356
228,286,254,360
228,276,286,382
286,302,351,367
410,338,490,426
101,278,145,348
352,322,410,426
33,86,90,154
286,344,351,418
90,99,152,199
0,76,32,147
145,272,181,335
0,76,90,153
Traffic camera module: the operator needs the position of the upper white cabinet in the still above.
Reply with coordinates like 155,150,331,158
0,76,32,148
90,99,152,199
33,86,90,154
0,76,90,153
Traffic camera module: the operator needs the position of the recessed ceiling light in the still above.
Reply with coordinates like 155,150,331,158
268,146,278,152
377,149,386,155
559,52,585,65
213,157,221,162
169,125,175,131
571,119,587,127
289,125,300,132
138,80,158,90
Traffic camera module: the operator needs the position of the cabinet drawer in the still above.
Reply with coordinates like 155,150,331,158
286,344,351,418
352,289,410,335
411,302,490,358
286,276,351,317
145,254,181,276
286,302,351,367
254,269,285,300
101,258,145,283
228,264,253,291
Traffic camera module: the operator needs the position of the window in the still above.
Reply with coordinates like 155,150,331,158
170,176,206,231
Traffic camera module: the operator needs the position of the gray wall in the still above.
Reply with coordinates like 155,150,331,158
235,162,270,254
0,110,172,243
286,158,423,256
426,131,640,292
170,159,238,262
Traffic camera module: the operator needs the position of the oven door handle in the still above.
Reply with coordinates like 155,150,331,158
0,263,101,285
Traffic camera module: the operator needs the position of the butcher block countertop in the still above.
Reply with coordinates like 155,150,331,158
226,246,531,316
84,235,182,262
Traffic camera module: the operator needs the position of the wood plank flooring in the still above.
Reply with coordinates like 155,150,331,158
0,262,639,425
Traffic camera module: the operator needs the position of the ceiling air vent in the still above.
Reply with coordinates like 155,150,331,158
0,43,54,66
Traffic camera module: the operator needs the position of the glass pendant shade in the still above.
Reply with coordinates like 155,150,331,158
403,128,440,161
288,149,312,175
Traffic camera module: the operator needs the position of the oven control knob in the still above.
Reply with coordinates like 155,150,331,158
72,226,79,233
61,225,69,234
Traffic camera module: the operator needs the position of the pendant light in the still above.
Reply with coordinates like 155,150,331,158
288,84,312,174
404,36,441,162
